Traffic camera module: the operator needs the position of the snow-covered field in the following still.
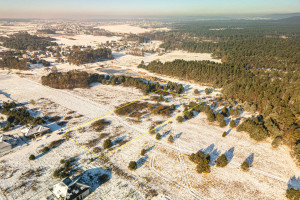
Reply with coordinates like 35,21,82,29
53,35,121,47
0,70,299,200
0,23,299,199
96,24,169,34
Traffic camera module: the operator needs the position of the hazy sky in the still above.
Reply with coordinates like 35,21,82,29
1,0,300,18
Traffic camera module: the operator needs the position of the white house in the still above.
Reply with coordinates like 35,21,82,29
49,177,90,200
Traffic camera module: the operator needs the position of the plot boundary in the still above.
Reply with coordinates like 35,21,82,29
62,89,202,160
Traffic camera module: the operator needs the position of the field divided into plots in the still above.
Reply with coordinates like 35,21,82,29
62,89,202,160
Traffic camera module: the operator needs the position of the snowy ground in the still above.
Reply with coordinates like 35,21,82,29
53,35,121,47
0,23,299,199
0,71,299,200
96,24,169,34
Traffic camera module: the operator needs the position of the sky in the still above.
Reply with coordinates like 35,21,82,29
0,0,300,18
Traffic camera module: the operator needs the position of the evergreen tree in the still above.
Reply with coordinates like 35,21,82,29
216,154,228,167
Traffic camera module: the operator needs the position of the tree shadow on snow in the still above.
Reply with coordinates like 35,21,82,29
145,145,155,154
224,147,235,163
161,129,171,139
201,144,221,166
112,135,126,146
137,156,148,168
154,124,167,133
226,129,232,136
78,167,112,194
174,132,183,141
245,153,254,167
288,176,300,190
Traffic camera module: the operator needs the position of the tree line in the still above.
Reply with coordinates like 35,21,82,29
42,71,184,95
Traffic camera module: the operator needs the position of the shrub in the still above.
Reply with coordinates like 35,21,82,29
149,125,156,135
141,149,146,156
128,161,137,170
229,120,236,128
219,118,226,127
42,147,49,153
103,139,113,149
176,116,184,123
168,135,174,143
53,169,60,178
205,88,213,95
196,159,210,173
206,110,215,122
190,151,210,164
271,136,282,148
184,111,193,120
286,188,300,200
170,104,175,110
30,99,36,105
222,132,227,137
49,139,65,148
221,107,228,116
216,113,223,122
156,133,161,140
60,159,65,164
241,161,250,171
29,154,35,161
60,171,68,178
216,154,228,167
91,119,110,132
194,89,199,94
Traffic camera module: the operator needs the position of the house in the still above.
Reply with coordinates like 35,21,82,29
0,134,17,153
49,177,90,200
21,125,50,138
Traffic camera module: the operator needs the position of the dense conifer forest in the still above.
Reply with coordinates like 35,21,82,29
67,47,113,65
137,19,300,164
0,32,57,51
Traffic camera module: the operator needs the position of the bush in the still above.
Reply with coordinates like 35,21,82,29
229,119,236,128
128,161,137,170
149,125,156,135
194,89,199,94
60,159,65,164
53,169,60,178
196,159,210,173
286,188,300,200
271,136,283,148
168,135,174,143
141,149,146,156
29,154,35,160
176,116,184,123
42,147,49,153
103,139,113,149
206,110,215,122
219,118,226,127
60,171,68,178
241,161,250,171
205,88,213,95
184,111,193,120
190,151,210,164
221,107,228,116
91,119,110,132
222,132,227,137
216,154,228,167
156,133,161,140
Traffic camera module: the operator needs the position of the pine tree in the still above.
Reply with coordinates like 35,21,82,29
168,135,174,143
